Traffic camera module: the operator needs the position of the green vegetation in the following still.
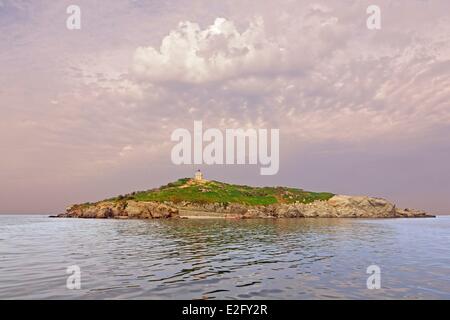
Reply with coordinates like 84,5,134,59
106,178,334,206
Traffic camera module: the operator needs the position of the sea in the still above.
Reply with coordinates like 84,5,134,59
0,215,449,299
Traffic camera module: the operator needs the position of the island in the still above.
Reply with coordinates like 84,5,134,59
55,171,434,219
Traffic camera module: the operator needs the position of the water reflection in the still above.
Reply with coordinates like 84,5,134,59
0,216,449,299
105,218,399,299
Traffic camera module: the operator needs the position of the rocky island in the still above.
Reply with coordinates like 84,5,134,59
56,172,434,219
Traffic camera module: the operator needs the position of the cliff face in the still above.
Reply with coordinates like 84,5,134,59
58,201,179,219
57,195,433,219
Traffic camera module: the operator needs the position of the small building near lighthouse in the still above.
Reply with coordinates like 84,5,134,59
194,170,203,181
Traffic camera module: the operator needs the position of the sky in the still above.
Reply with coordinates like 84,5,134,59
0,0,449,214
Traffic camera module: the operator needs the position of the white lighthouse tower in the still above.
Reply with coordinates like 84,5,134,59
194,169,203,181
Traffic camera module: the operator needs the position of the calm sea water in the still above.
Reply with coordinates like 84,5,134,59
0,215,449,299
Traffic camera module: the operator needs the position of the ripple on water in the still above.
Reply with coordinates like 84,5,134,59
0,216,449,299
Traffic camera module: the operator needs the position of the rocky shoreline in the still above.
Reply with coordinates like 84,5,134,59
55,195,434,219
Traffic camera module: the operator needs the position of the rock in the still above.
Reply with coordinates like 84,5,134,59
395,208,431,218
222,195,433,219
57,195,434,220
58,201,179,219
322,195,397,218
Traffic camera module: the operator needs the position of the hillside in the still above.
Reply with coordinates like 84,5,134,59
58,178,433,220
103,178,335,206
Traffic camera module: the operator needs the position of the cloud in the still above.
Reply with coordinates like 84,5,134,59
130,8,350,85
119,145,134,157
127,4,450,146
132,17,279,83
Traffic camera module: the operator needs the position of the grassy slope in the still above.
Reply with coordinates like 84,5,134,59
103,178,334,206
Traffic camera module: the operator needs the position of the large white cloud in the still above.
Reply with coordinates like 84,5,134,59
130,4,350,84
132,17,283,83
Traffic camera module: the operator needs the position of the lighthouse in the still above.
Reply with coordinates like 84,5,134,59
194,170,203,181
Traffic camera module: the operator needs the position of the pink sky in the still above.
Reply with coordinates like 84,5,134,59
0,0,449,214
